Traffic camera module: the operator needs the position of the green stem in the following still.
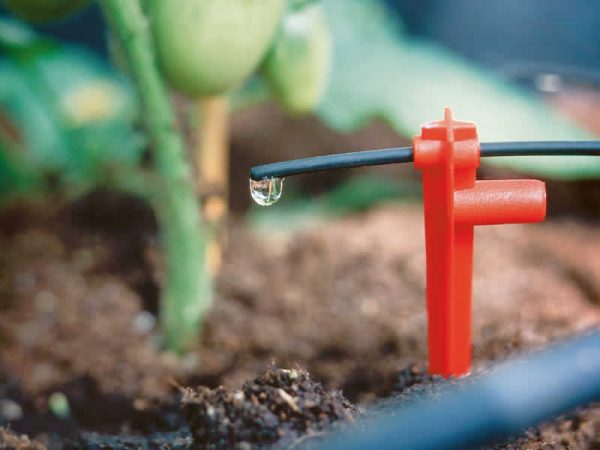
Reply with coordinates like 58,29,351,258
99,0,211,352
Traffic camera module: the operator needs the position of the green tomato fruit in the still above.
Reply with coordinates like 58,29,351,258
3,0,89,23
261,2,332,115
148,0,285,98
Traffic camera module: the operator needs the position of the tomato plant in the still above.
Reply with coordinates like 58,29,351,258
261,1,332,114
147,0,285,98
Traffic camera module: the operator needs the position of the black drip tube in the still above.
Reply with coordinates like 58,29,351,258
249,141,600,180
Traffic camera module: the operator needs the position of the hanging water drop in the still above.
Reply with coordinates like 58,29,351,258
249,177,284,206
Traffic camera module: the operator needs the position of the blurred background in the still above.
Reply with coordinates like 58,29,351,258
0,0,599,220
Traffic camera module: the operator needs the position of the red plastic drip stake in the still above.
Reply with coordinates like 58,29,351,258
413,108,547,378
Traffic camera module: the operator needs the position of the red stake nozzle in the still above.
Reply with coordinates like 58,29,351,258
414,109,547,377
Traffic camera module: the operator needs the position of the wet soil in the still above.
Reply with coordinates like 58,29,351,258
183,366,356,450
0,192,600,449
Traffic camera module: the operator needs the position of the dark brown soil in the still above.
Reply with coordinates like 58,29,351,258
183,366,357,450
0,195,186,442
0,194,176,397
1,192,600,449
197,206,600,399
488,405,600,450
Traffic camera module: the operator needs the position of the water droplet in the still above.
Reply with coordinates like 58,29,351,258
249,177,284,206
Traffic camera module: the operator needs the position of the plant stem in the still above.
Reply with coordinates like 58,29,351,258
99,0,211,352
196,96,229,275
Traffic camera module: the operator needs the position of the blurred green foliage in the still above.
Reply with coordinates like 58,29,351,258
3,0,89,23
0,0,598,210
316,0,599,179
0,19,144,198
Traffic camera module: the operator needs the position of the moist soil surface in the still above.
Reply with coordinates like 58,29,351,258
1,192,600,449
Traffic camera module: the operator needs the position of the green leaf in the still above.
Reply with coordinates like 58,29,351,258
317,0,599,179
0,19,144,194
36,47,144,183
0,138,41,195
0,59,67,171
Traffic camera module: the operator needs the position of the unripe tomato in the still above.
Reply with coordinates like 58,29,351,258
3,0,89,23
261,2,331,114
148,0,285,98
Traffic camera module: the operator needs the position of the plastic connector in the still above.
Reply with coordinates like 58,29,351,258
414,109,547,377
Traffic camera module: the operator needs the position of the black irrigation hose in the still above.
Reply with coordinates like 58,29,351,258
481,140,600,157
250,146,414,180
249,141,600,180
317,331,600,450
